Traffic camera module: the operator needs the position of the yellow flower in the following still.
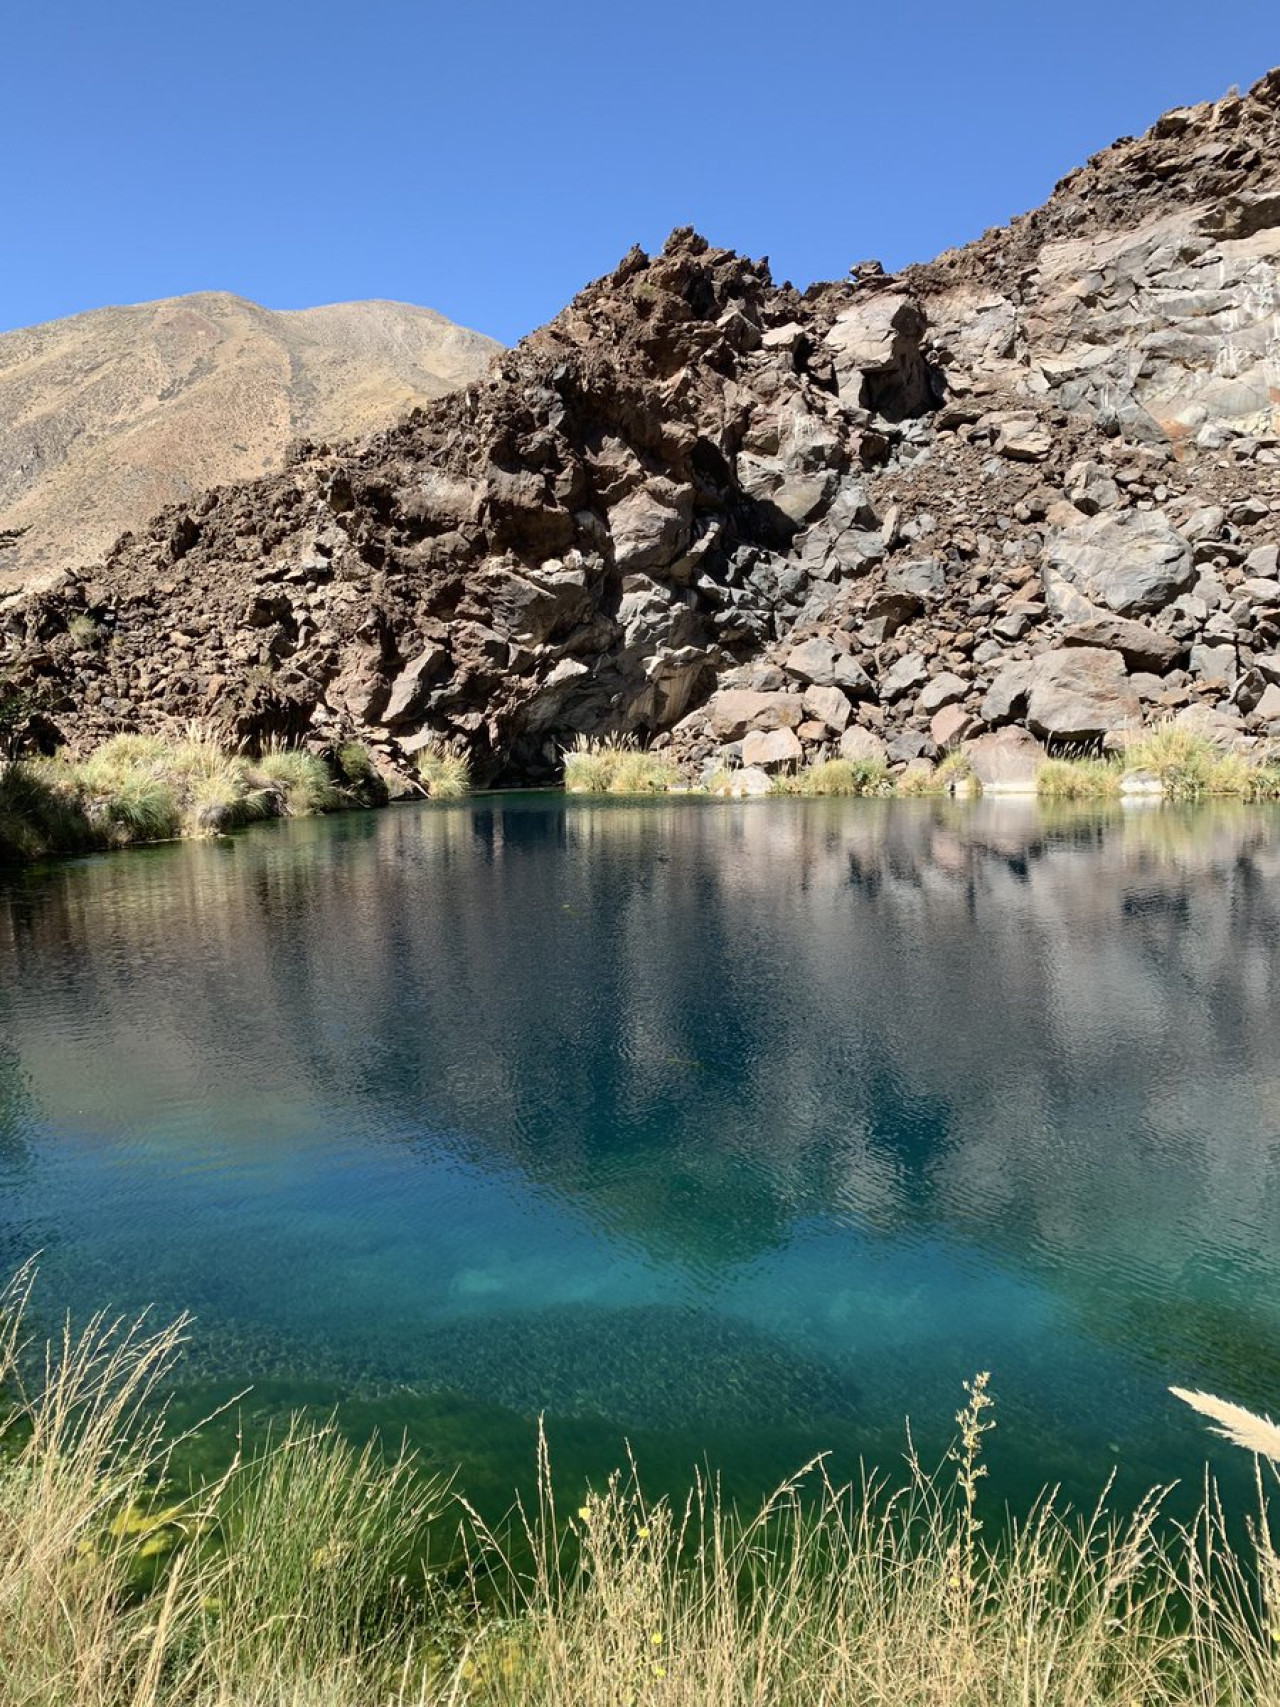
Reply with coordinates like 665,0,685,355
652,1663,667,1678
577,1506,592,1522
650,1631,663,1646
637,1525,650,1539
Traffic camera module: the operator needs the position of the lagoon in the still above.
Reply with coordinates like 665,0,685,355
2,796,1280,1514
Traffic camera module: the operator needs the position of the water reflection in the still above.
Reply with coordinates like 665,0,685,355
2,797,1280,1507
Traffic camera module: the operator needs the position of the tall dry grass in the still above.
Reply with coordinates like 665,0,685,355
563,736,676,795
4,1269,1280,1705
0,730,366,862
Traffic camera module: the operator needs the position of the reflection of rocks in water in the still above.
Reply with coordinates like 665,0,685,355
7,798,1280,1465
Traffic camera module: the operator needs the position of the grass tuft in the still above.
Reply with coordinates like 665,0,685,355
563,736,676,795
416,741,472,799
6,1270,1280,1704
784,757,892,797
251,743,342,816
1037,757,1122,800
1,733,362,863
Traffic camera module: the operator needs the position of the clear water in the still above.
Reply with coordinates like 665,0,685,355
3,795,1280,1517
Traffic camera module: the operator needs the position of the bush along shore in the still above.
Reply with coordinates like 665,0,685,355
4,1266,1280,1707
0,731,393,863
562,727,1280,802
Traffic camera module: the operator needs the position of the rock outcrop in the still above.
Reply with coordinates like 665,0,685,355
3,69,1279,785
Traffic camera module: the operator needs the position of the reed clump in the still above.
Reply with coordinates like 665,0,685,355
4,1268,1280,1706
0,730,366,862
1119,725,1280,802
563,736,677,795
1036,756,1123,800
774,756,892,797
416,741,472,799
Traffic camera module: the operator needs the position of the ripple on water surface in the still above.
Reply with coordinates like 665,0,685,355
2,796,1280,1514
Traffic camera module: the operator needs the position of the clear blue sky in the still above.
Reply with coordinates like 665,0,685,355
3,1,1276,346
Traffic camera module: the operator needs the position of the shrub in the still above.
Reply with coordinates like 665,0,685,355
1037,757,1122,800
895,763,944,797
251,744,342,816
0,763,94,861
1,734,358,863
796,757,891,797
563,736,675,794
334,741,390,806
1122,725,1217,801
417,741,472,799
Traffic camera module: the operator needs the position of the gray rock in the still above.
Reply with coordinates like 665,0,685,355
1066,460,1121,514
931,703,974,749
886,729,931,763
992,607,1032,642
1044,510,1195,616
1059,614,1184,674
878,651,928,702
802,683,852,731
994,415,1053,460
1174,704,1247,745
962,727,1046,793
1024,647,1142,741
783,637,874,696
981,658,1035,725
1180,504,1226,543
839,724,889,765
742,726,803,770
1190,643,1238,688
706,689,805,741
1245,543,1279,577
890,557,946,600
824,293,932,419
381,644,450,723
608,481,692,573
918,671,968,714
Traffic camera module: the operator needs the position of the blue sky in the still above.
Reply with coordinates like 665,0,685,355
2,1,1276,345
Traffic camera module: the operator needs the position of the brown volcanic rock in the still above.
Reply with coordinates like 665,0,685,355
4,69,1280,783
0,292,500,587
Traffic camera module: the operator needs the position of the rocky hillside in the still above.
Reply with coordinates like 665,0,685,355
3,68,1279,787
0,293,500,588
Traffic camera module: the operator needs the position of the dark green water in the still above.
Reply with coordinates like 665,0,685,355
3,795,1280,1516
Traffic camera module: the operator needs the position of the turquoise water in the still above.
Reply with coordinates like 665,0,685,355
3,795,1280,1515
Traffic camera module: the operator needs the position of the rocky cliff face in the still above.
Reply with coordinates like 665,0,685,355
3,69,1279,783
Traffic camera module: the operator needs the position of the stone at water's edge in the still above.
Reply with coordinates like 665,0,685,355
3,71,1280,784
962,728,1047,793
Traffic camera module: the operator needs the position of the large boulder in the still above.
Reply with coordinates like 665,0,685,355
381,644,451,724
839,724,889,764
823,292,933,421
706,689,804,741
1060,613,1185,674
1044,511,1195,616
783,638,874,696
802,683,852,731
1024,647,1142,741
742,726,803,770
608,480,693,573
962,728,1046,793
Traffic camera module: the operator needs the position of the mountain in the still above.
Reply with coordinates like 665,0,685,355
2,69,1278,782
0,293,500,587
